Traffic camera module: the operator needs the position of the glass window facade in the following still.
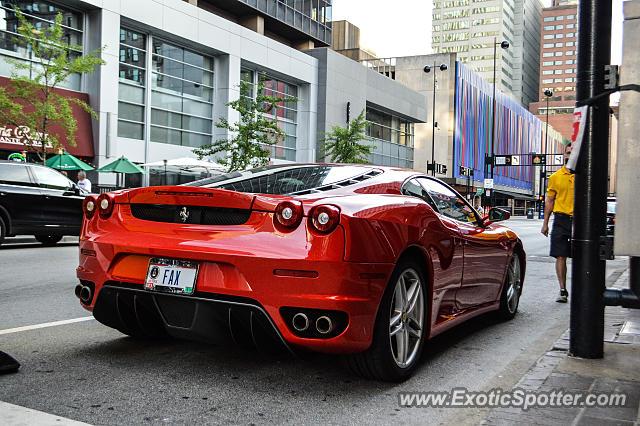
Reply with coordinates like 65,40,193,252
0,1,83,90
241,69,298,162
236,0,332,46
365,108,414,169
118,27,214,148
118,27,146,140
150,39,214,147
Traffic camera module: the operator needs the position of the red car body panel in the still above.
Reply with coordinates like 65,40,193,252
77,165,525,354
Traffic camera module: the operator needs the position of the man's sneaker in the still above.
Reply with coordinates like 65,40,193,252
556,289,568,303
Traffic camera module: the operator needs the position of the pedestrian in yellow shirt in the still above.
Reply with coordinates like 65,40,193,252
541,143,574,303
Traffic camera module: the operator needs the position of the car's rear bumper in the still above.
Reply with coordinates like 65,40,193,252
77,237,395,354
93,283,295,355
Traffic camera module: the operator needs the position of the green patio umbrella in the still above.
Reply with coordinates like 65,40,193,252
97,156,146,174
97,156,146,188
46,152,94,171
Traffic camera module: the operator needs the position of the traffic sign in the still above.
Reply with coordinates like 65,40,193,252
493,155,512,166
532,154,546,165
554,154,563,165
459,166,473,177
484,178,494,189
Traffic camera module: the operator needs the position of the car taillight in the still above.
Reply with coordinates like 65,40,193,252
97,193,114,218
308,205,340,234
274,201,303,228
82,195,97,219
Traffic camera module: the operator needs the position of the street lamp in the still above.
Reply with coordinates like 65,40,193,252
488,38,509,206
424,63,448,176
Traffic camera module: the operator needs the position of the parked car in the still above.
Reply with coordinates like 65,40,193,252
607,197,616,235
0,160,86,245
76,164,525,381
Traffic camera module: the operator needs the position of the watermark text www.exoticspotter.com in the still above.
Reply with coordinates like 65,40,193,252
398,388,628,411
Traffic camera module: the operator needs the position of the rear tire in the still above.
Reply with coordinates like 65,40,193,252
34,234,63,246
497,252,522,320
347,258,428,382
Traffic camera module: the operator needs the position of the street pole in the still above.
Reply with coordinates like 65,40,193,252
489,39,509,207
431,61,437,176
570,0,611,358
491,37,497,184
424,63,448,176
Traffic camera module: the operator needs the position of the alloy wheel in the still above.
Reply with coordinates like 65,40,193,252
506,254,522,314
388,268,424,368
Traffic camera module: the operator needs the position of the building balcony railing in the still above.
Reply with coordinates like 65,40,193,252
358,57,397,80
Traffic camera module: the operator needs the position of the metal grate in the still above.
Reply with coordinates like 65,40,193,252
130,204,251,225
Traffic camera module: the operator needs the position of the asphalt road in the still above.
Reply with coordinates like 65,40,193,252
0,218,628,425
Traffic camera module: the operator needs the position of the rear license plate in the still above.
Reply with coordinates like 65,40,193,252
144,258,199,295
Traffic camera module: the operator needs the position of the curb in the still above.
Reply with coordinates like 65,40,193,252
2,236,79,245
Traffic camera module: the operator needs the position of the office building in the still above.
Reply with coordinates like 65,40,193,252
528,0,578,143
0,0,427,187
431,0,543,107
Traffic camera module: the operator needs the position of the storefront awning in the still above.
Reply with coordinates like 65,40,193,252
494,189,538,202
0,76,94,158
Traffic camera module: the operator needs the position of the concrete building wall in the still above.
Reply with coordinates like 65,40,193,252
614,0,640,255
394,54,457,175
305,48,427,162
73,0,319,184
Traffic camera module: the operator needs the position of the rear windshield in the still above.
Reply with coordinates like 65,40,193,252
185,164,377,195
607,201,616,214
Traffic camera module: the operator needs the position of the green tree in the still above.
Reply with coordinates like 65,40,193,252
0,7,105,164
194,76,298,172
321,109,375,163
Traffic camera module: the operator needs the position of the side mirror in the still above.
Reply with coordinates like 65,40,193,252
63,186,81,196
482,207,511,225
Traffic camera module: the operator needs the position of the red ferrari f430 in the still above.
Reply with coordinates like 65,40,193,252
76,164,525,381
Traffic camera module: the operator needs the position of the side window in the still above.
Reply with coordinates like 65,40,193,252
0,164,34,186
31,166,73,190
402,178,438,211
418,178,479,224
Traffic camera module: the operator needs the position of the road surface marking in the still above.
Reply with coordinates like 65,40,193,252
0,401,90,425
0,317,94,336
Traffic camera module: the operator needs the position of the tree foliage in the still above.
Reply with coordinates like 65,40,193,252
320,109,375,164
194,76,298,173
0,7,105,164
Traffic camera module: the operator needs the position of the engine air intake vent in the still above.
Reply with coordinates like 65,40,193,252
289,169,383,195
130,204,251,225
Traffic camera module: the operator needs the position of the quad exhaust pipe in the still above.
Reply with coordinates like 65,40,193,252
315,316,334,335
75,283,93,304
291,313,334,335
292,313,310,332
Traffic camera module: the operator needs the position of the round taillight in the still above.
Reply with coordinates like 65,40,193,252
275,201,303,228
97,194,114,218
82,196,97,219
309,205,340,234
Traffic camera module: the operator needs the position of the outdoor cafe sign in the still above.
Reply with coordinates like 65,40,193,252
0,126,53,148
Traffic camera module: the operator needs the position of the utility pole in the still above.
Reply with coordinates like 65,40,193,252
570,0,612,358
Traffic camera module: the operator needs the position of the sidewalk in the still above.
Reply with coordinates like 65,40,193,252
482,267,640,425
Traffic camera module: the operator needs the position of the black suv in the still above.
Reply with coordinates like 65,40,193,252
0,160,87,245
